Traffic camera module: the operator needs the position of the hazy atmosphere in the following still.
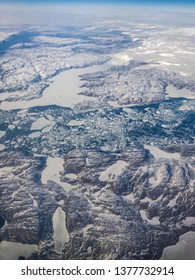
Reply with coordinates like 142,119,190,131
0,0,194,260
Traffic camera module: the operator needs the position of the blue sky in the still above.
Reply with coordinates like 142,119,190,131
0,0,195,5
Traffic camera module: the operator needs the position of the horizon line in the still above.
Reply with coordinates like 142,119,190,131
0,0,195,6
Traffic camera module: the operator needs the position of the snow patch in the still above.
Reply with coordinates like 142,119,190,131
28,131,41,139
67,120,84,126
110,53,132,66
0,144,5,151
140,210,160,225
99,160,128,181
0,131,6,138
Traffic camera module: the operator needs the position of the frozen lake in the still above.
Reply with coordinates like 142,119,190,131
99,160,128,181
0,241,37,260
0,63,109,110
144,145,181,160
41,157,73,191
161,231,195,260
166,85,195,99
52,207,69,253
